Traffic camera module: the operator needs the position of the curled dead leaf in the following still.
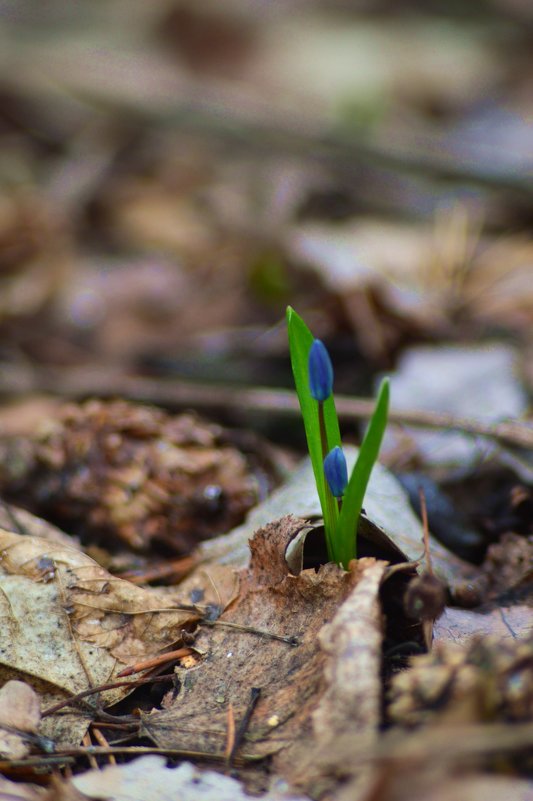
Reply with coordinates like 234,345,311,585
141,515,390,795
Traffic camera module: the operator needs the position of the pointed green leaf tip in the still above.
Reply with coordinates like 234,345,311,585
308,339,333,401
324,446,348,498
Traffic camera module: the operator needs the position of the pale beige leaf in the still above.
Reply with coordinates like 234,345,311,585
0,680,40,759
69,755,309,801
0,529,197,748
0,774,47,800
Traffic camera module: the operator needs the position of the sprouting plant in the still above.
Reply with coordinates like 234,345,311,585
287,306,390,568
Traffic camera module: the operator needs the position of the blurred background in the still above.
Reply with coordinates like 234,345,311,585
0,0,532,442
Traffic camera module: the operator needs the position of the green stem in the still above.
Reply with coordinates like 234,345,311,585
318,402,339,563
318,402,328,466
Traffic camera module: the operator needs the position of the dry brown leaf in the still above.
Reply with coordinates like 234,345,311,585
313,559,386,740
0,529,198,663
142,517,357,761
0,529,198,747
141,515,387,792
0,681,41,759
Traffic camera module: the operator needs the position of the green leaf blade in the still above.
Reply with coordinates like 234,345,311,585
337,377,390,566
287,307,342,558
287,307,322,496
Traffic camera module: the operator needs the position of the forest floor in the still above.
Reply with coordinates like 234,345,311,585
0,2,531,799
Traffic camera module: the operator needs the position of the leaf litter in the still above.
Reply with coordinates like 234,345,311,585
0,3,532,796
0,502,407,798
0,413,530,800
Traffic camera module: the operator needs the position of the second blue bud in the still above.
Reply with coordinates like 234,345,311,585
324,446,348,498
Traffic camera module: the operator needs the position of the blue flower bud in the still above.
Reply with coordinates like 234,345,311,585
324,446,348,498
308,339,333,402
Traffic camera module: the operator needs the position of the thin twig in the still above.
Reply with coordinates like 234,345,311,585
227,687,261,765
418,487,432,576
75,87,533,199
0,755,76,769
91,727,116,765
225,702,236,764
56,745,262,765
116,647,194,677
3,366,532,452
42,673,175,717
82,733,98,770
203,618,299,646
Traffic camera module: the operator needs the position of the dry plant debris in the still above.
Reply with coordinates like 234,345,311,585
481,532,533,598
0,400,260,552
389,634,533,732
